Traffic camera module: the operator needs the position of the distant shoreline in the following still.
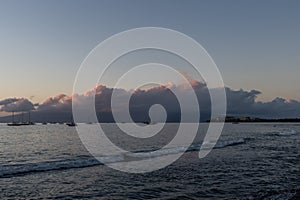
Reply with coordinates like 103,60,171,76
208,117,300,123
1,113,300,124
1,121,300,125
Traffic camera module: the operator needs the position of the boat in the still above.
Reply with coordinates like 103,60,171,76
7,111,35,126
7,121,34,126
66,122,77,126
66,116,77,126
142,121,156,125
27,111,35,125
7,112,23,126
7,122,23,126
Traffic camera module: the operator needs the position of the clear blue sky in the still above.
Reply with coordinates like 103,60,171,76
0,0,299,103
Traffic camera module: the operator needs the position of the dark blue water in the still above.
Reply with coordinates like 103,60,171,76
0,123,299,199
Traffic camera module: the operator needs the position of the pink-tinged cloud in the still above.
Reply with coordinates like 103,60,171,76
0,98,35,112
2,80,299,122
37,94,72,112
0,98,19,105
35,81,300,121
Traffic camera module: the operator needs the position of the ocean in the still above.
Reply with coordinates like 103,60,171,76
0,123,299,199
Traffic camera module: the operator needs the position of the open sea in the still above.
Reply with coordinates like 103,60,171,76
0,123,299,199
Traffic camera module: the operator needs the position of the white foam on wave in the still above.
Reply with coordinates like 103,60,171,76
0,156,124,177
129,138,246,158
0,138,246,177
277,130,299,136
202,138,245,149
129,146,187,158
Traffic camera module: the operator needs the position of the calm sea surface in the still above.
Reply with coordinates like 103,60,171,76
0,123,299,199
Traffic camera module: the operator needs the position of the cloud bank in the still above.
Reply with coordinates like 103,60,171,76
225,88,300,118
0,81,299,122
0,98,35,112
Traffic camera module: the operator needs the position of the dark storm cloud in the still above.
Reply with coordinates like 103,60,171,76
0,98,35,112
253,97,300,118
226,88,300,118
37,94,72,111
6,81,298,122
0,98,19,105
226,88,262,115
35,83,210,122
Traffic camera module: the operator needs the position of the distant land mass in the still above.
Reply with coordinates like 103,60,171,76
1,82,300,124
1,111,300,123
0,111,184,123
208,116,300,123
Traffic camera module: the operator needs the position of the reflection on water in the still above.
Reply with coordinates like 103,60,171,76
0,123,299,199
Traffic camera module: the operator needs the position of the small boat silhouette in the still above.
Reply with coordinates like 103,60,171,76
66,122,77,126
7,111,35,126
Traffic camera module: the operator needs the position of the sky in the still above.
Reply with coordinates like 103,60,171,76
0,0,300,105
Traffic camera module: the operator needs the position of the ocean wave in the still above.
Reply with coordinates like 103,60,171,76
0,139,246,177
129,138,246,158
209,138,245,149
277,130,299,136
0,157,103,178
129,146,187,158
